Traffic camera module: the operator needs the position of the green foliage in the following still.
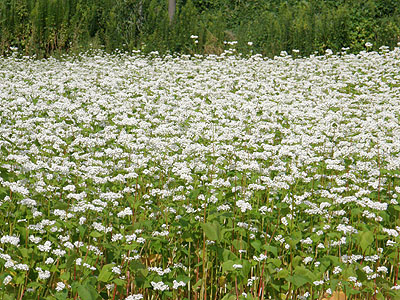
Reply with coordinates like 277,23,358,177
0,0,399,57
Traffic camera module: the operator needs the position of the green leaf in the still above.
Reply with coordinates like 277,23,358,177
222,260,235,273
192,279,203,290
19,248,29,258
232,239,243,250
292,256,302,268
113,278,126,286
326,255,340,265
55,291,68,300
98,264,114,282
89,231,103,238
241,260,251,277
266,245,278,257
60,271,70,281
269,258,281,267
176,275,191,283
329,279,340,291
346,288,361,295
66,252,78,269
287,274,309,288
77,285,95,300
276,268,289,279
294,266,314,281
27,282,42,289
201,222,221,242
319,257,331,271
221,294,236,300
376,294,385,300
131,260,145,271
15,275,25,285
360,230,374,253
251,240,261,252
222,249,238,261
139,268,148,277
3,294,16,300
355,268,367,282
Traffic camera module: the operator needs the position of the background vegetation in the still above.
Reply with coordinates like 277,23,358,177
1,0,399,57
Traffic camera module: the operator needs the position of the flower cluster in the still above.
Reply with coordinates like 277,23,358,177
1,46,400,298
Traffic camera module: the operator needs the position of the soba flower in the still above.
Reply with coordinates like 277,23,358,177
236,200,251,213
125,295,144,300
151,281,169,291
3,275,12,285
55,282,66,292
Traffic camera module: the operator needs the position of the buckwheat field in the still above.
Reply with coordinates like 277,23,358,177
1,47,400,300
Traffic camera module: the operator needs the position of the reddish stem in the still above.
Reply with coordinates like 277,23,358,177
112,284,117,300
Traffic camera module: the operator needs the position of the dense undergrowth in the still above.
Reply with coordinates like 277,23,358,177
1,0,399,58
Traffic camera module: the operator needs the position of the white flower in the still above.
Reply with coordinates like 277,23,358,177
15,263,29,271
117,207,133,218
3,275,12,285
386,240,396,247
52,248,66,257
348,276,357,282
29,235,42,244
303,257,313,264
233,264,243,269
301,237,313,245
38,241,52,252
112,267,121,274
333,266,342,274
253,254,267,262
377,266,388,273
259,206,272,214
125,295,144,300
217,204,230,211
151,281,169,291
136,237,145,244
236,200,252,213
325,288,332,295
363,266,373,274
36,267,51,280
45,257,55,265
55,282,66,292
1,235,20,246
112,233,123,242
83,263,96,271
247,276,258,287
392,285,400,290
313,280,324,286
172,280,186,289
4,260,14,268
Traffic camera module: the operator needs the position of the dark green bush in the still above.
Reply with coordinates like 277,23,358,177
0,0,399,57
